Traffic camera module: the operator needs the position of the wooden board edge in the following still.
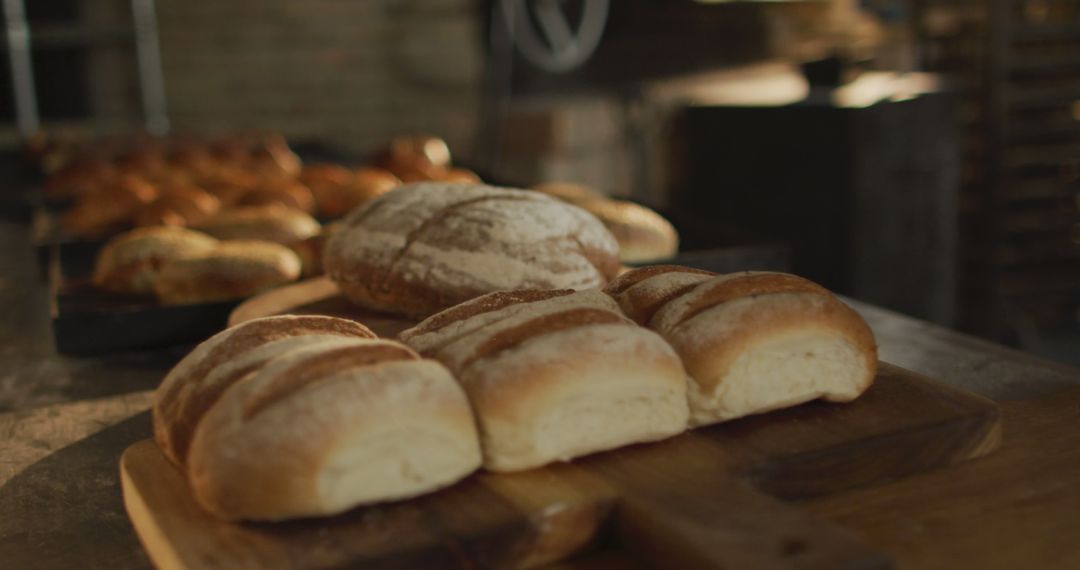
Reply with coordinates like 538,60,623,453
121,441,194,570
228,277,340,327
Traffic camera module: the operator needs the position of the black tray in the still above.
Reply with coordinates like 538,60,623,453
47,244,240,355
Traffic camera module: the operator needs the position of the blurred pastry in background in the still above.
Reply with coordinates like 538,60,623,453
532,181,679,264
193,204,321,246
153,240,302,305
93,226,219,295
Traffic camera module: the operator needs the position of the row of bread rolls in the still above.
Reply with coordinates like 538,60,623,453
152,265,876,521
93,226,302,304
48,133,483,240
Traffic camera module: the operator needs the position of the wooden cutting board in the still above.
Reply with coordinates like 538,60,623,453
121,279,1002,569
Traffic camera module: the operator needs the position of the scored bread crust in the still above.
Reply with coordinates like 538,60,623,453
193,205,321,246
399,289,689,472
614,269,878,426
186,339,481,521
153,315,376,467
324,182,621,319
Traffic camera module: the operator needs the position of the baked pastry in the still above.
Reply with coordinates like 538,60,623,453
574,198,678,263
533,182,678,263
93,226,219,294
375,134,452,182
226,178,316,214
308,167,401,219
153,240,302,305
532,181,605,203
290,222,339,277
605,266,878,426
134,184,221,227
62,173,160,237
438,167,481,183
193,205,321,246
324,182,621,319
153,316,481,521
399,288,689,472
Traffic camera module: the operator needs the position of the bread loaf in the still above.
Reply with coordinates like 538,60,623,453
152,316,481,521
399,289,689,472
93,226,219,294
605,267,877,426
153,240,301,305
325,182,621,319
193,205,321,246
533,182,679,264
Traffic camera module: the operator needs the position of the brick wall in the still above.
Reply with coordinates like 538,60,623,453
156,0,483,158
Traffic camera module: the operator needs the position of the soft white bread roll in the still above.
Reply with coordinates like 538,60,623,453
186,337,481,521
605,267,877,426
399,289,689,472
532,182,679,263
324,182,621,319
153,315,377,467
152,315,481,521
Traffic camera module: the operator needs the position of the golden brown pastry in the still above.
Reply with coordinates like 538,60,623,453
573,198,678,263
153,316,481,521
533,182,679,263
153,240,302,305
324,182,621,319
605,267,878,426
93,226,219,294
312,167,400,218
226,178,316,214
193,205,321,246
62,173,159,237
399,288,689,472
134,184,221,227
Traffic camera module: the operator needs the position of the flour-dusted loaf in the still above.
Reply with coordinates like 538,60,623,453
153,240,302,304
152,315,481,521
399,289,689,472
93,226,219,294
606,267,877,426
324,182,621,319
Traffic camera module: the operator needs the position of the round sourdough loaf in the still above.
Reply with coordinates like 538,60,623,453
324,182,621,318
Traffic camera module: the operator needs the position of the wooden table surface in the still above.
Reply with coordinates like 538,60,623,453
1,218,1078,569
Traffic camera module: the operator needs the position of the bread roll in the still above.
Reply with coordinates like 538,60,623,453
605,267,877,426
193,205,321,246
187,337,481,520
63,173,159,237
325,182,621,319
93,226,219,294
153,240,302,305
226,179,316,214
399,289,689,472
533,182,678,263
134,185,221,227
575,198,678,263
152,315,480,521
310,167,401,219
153,315,377,466
532,181,605,203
